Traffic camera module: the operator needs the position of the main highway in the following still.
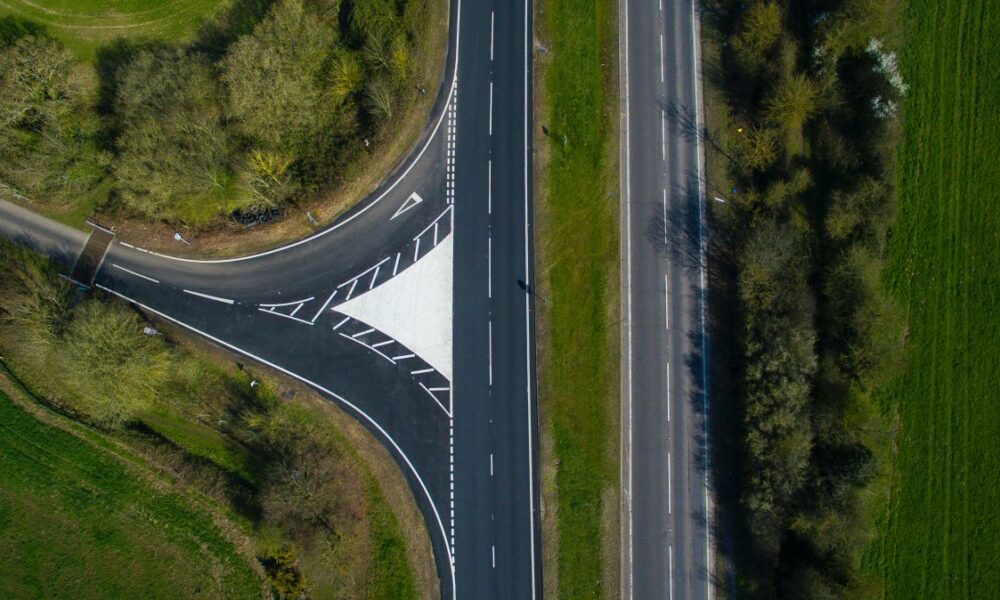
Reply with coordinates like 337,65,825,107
620,0,713,598
0,0,540,597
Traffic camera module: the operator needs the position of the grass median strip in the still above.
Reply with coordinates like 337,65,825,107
535,0,619,597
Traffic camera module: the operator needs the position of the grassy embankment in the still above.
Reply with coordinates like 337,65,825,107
535,0,619,597
864,1,1000,597
0,241,428,599
0,0,224,60
0,385,261,599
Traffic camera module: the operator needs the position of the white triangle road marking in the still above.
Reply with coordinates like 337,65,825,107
391,192,424,220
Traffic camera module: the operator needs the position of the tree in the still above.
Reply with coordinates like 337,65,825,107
222,0,335,150
113,49,243,221
59,301,171,428
730,2,783,76
0,35,108,205
765,74,817,135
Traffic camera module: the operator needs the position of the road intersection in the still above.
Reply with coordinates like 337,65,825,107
1,0,716,598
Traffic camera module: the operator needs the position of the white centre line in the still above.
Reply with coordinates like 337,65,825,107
664,274,670,329
488,160,493,215
490,11,495,61
112,264,159,284
490,452,494,476
660,34,665,83
489,81,494,136
666,368,671,422
488,235,493,299
488,320,494,386
669,544,674,600
182,289,234,304
492,545,496,568
661,110,667,162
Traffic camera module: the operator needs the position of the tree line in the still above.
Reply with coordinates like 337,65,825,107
0,0,433,225
706,0,905,596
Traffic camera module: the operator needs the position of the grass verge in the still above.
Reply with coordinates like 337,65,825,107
863,1,1000,597
0,383,262,599
534,0,620,597
0,0,226,61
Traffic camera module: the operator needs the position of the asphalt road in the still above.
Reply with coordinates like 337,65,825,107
620,0,712,598
0,0,540,597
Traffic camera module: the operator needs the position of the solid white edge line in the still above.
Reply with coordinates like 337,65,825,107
182,289,234,304
112,263,159,284
524,0,538,594
621,0,634,596
93,283,455,588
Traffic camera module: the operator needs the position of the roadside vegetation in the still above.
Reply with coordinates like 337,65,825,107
0,0,441,232
700,0,907,596
535,0,619,597
0,239,429,599
862,1,1000,598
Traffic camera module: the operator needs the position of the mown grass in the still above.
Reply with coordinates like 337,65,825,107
0,388,261,599
863,1,1000,597
536,0,618,597
0,0,227,61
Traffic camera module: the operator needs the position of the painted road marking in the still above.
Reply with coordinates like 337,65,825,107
332,315,350,330
182,289,234,304
392,192,424,220
112,264,159,284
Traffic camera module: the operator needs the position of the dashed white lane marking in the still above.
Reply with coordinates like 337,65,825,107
664,274,670,329
488,236,493,299
661,110,667,162
660,34,665,83
492,545,496,569
669,544,674,600
667,367,671,422
112,264,159,283
488,320,494,386
490,452,494,476
183,289,234,304
489,81,494,136
490,11,495,61
488,160,493,214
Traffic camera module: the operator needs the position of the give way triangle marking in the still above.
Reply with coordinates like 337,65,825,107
391,192,423,220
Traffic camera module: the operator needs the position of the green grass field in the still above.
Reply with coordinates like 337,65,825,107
537,0,618,596
0,0,227,60
863,1,1000,597
0,389,261,599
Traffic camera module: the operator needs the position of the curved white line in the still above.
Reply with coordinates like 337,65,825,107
93,284,455,588
127,5,463,267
